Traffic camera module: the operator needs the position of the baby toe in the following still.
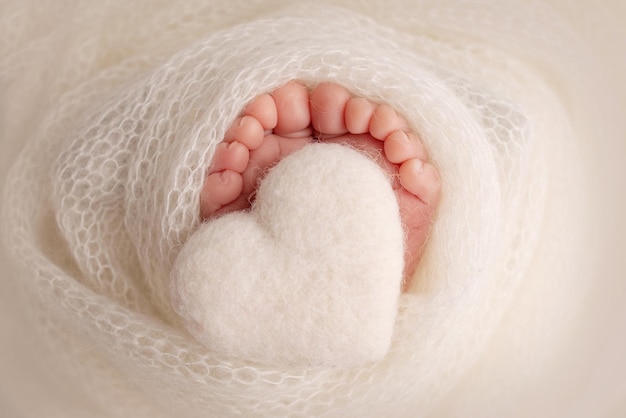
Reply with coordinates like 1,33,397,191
383,131,427,164
399,159,441,206
209,141,250,174
345,97,376,134
369,104,408,140
271,81,312,137
244,93,278,131
201,170,244,219
225,115,265,150
309,83,351,136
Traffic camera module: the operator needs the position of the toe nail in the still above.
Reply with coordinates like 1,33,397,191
410,159,424,173
397,131,409,141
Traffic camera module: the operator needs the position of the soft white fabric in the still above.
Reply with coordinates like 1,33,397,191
171,143,404,367
0,1,625,417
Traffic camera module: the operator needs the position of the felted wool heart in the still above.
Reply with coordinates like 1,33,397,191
170,143,405,367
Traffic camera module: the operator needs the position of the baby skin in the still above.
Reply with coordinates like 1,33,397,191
200,82,441,287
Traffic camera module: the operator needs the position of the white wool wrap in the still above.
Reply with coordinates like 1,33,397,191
1,0,624,417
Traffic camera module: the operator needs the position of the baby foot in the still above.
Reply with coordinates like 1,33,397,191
201,82,441,286
309,83,441,283
201,81,313,217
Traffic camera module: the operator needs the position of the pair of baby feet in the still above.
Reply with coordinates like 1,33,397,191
200,81,440,283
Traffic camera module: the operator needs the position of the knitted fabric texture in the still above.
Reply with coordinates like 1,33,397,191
1,0,624,417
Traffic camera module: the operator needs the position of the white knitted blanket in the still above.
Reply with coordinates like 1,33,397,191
1,1,625,417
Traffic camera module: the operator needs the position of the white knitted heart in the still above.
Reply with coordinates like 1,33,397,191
170,143,404,367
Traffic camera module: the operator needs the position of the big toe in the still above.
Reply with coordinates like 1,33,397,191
271,81,312,137
310,83,351,136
